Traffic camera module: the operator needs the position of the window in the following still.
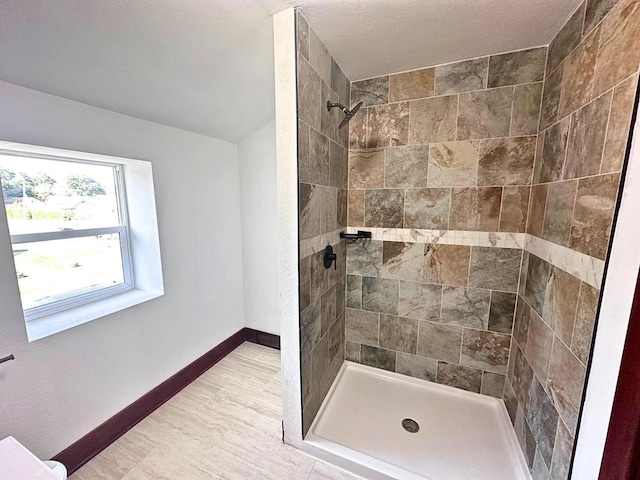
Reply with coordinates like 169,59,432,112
0,152,134,321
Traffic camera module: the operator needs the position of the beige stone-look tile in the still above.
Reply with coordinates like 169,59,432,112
532,447,552,479
457,87,514,140
309,27,331,85
602,73,638,173
571,282,600,364
524,309,554,384
364,189,404,228
309,127,330,185
381,241,424,281
396,352,437,381
559,26,601,118
361,345,396,372
585,0,621,35
547,2,586,73
533,131,545,183
398,281,442,322
404,188,451,229
514,405,537,468
417,321,462,363
478,136,536,186
76,434,149,480
367,102,410,148
379,314,419,354
488,47,547,88
511,345,535,407
408,95,458,144
547,338,587,434
121,445,222,480
540,63,565,131
570,173,621,260
593,0,640,97
527,184,548,238
514,296,531,350
346,275,362,309
362,276,399,314
349,105,367,150
488,291,517,334
512,82,543,136
384,145,429,188
482,372,507,398
461,329,511,374
436,362,483,393
298,54,322,131
329,140,348,189
542,180,578,247
331,58,349,102
348,149,384,189
346,239,382,277
428,141,479,187
299,183,320,240
299,121,310,183
500,186,530,233
423,244,470,286
469,246,522,292
389,68,435,102
526,377,560,469
435,57,489,95
450,187,502,231
319,185,338,233
564,91,612,179
347,190,364,226
441,285,491,329
296,12,309,60
322,82,342,145
345,341,361,363
351,76,389,107
539,117,570,183
550,419,575,480
346,308,379,346
544,267,581,345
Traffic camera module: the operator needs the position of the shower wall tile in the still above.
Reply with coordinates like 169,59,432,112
296,12,310,60
389,68,435,102
547,2,585,74
398,281,442,322
450,187,502,231
558,27,600,118
364,189,404,228
527,377,559,468
379,314,419,354
435,57,489,95
457,87,514,140
513,297,531,349
540,64,564,131
309,127,330,185
347,189,365,226
500,186,531,233
539,117,570,183
602,74,638,173
571,282,599,364
381,241,424,281
478,136,536,186
366,102,410,148
361,276,399,314
346,308,379,346
543,267,581,345
404,188,451,229
461,329,511,374
482,372,507,398
532,449,552,479
396,353,437,381
300,183,321,239
331,58,350,105
384,145,429,188
301,301,321,357
348,149,384,189
345,341,361,362
298,55,322,131
441,286,491,329
527,184,548,237
524,309,554,384
346,240,382,276
570,173,620,260
512,82,543,136
346,275,362,309
488,292,517,334
515,405,537,468
593,0,640,97
349,105,367,150
428,141,479,187
298,121,310,182
309,27,331,85
436,362,483,393
550,420,575,480
488,47,547,88
468,246,521,292
408,95,458,144
361,345,396,372
417,321,462,363
585,0,619,35
351,76,389,107
542,180,577,246
423,244,470,286
524,254,553,316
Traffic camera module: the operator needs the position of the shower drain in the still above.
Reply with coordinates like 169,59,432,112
402,418,420,433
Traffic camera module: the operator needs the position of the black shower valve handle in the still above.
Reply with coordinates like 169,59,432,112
324,245,337,270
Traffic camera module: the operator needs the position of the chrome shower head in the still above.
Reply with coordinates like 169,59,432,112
326,101,363,129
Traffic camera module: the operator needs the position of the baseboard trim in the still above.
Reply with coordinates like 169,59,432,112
53,327,280,474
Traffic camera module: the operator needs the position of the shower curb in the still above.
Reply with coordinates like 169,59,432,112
52,327,280,474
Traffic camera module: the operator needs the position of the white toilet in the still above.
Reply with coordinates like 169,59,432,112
43,460,68,480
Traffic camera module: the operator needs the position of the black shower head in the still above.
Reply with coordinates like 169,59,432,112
326,101,363,129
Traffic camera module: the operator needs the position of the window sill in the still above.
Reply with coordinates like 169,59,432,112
25,288,163,342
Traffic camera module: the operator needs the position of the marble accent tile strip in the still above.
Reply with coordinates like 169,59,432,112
345,226,525,249
524,234,604,289
300,228,343,259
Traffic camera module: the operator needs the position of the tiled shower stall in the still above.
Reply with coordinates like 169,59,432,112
296,0,640,477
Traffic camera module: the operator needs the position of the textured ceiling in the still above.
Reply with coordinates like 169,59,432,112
0,0,582,143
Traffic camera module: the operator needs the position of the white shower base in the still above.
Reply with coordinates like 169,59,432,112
305,362,531,480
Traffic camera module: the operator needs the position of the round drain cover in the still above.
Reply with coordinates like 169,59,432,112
402,418,420,433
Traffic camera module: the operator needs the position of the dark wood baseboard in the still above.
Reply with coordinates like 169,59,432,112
53,327,280,474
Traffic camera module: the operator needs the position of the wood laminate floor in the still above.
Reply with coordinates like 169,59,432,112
71,342,361,480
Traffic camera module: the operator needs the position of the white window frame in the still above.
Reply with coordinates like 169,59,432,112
0,141,164,342
1,151,136,321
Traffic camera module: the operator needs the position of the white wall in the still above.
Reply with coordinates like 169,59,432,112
0,81,246,459
238,121,280,335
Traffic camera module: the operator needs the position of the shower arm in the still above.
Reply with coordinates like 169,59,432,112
326,101,348,113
